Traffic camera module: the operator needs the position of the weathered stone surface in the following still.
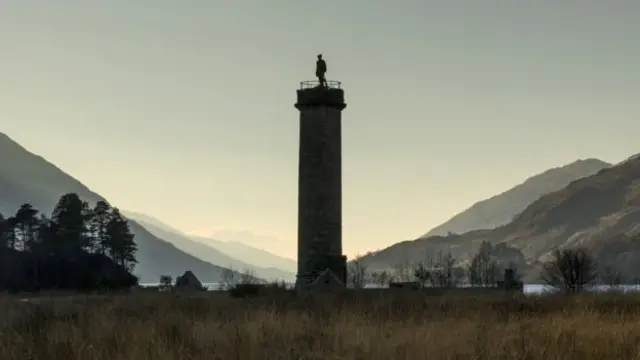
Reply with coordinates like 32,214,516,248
297,269,345,294
295,85,347,291
295,87,345,110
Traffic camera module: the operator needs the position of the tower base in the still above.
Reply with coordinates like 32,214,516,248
295,268,346,294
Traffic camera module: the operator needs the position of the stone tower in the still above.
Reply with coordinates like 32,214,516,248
294,80,347,290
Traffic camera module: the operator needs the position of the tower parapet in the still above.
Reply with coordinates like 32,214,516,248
295,80,346,110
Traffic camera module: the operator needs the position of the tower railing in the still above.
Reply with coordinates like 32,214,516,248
299,80,342,90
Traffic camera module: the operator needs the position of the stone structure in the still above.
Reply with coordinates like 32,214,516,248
389,281,421,290
175,270,204,291
308,269,345,292
294,79,347,291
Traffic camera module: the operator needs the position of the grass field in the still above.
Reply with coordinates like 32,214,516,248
2,290,640,359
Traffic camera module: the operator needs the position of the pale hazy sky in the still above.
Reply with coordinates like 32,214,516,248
1,1,639,259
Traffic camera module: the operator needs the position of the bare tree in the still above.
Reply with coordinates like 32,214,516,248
239,268,263,285
468,241,500,287
347,254,369,289
393,259,414,282
432,251,457,288
600,265,623,292
159,275,173,291
542,247,597,293
219,266,238,290
370,270,391,287
413,262,431,288
452,267,468,286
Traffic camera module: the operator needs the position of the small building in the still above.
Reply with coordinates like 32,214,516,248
175,270,204,291
389,281,421,290
298,269,345,293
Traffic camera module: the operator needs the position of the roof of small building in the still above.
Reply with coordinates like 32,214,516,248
176,270,203,289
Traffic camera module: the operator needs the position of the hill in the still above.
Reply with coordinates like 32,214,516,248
421,159,611,237
0,132,240,284
189,235,296,273
123,213,295,281
361,155,640,281
123,211,296,273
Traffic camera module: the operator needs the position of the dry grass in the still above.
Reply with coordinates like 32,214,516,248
2,290,640,359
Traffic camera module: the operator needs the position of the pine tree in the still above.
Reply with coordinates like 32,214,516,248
104,208,138,271
13,203,40,251
51,193,90,255
2,216,17,250
0,213,8,249
88,200,112,255
35,214,57,254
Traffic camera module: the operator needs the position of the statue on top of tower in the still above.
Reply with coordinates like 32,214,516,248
316,54,327,87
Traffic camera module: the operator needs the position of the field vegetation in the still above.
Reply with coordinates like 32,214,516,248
3,290,640,360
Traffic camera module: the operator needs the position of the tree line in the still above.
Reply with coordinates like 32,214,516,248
348,241,516,289
0,193,138,292
348,240,625,293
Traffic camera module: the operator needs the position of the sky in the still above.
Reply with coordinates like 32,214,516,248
1,1,639,259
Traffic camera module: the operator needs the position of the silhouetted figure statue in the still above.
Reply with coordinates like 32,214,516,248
316,54,327,87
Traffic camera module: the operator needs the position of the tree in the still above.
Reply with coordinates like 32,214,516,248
432,251,457,288
104,208,138,271
393,259,413,282
413,262,431,288
347,254,369,289
0,213,10,249
35,214,57,253
13,203,40,251
370,270,391,287
239,268,262,284
1,215,17,250
51,193,91,255
219,266,238,290
0,193,139,292
468,241,500,287
453,267,468,285
601,266,623,292
88,200,112,255
159,275,173,290
542,247,597,293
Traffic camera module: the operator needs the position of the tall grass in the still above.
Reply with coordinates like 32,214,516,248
1,291,640,359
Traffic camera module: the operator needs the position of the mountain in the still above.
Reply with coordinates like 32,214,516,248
360,155,640,281
122,212,296,281
0,132,240,284
421,159,611,238
190,235,296,273
619,153,640,165
121,210,183,235
124,212,296,274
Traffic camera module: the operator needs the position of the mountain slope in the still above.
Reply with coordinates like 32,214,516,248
190,235,296,273
361,155,640,281
421,159,611,237
122,211,184,236
0,133,239,283
123,214,295,281
123,211,296,273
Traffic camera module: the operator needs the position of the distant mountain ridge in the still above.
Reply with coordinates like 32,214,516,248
0,132,240,283
360,155,640,281
421,158,611,237
190,235,296,273
123,212,296,281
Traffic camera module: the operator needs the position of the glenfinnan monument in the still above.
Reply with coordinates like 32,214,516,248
294,54,347,291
